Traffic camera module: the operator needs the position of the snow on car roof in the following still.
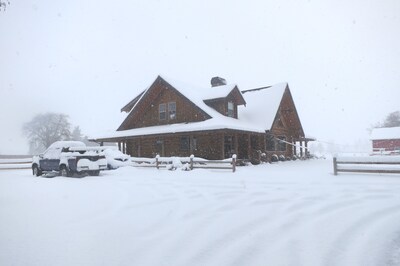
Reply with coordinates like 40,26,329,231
48,141,86,149
370,127,400,140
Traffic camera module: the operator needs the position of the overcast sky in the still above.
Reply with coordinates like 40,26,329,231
0,0,399,154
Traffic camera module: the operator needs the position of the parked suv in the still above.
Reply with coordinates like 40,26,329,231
32,141,108,177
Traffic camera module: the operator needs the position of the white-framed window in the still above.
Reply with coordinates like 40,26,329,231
168,102,176,120
159,103,166,120
227,101,234,117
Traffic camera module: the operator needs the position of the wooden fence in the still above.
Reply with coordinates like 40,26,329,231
131,154,237,172
0,155,238,172
0,157,32,170
333,156,400,175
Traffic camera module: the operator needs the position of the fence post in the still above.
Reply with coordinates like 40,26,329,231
333,157,337,175
232,154,237,173
156,154,160,170
190,154,194,170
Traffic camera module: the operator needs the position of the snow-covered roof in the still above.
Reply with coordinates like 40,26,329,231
95,77,289,140
240,83,287,130
370,127,400,140
96,117,266,140
159,75,239,101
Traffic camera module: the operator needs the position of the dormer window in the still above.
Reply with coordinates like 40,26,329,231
227,101,234,117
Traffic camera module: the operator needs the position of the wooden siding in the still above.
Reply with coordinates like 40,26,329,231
204,98,238,118
123,130,265,160
204,88,243,118
137,84,208,128
266,88,304,158
373,139,400,151
118,77,210,131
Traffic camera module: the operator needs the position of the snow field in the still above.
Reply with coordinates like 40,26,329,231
1,160,400,266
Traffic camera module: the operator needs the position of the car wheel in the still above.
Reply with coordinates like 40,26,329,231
60,165,72,177
32,165,42,176
88,170,100,176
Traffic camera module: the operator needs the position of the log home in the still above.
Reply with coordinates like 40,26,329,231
94,75,311,162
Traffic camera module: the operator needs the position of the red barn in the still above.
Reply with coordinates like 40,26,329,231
371,127,400,154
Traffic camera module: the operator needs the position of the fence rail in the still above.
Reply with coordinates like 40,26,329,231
333,156,400,175
0,158,32,170
0,155,237,172
131,155,237,172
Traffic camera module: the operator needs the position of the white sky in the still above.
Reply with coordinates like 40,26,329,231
0,0,399,154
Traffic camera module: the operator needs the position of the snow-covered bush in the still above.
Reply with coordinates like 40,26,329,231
271,154,279,162
181,163,191,171
279,155,286,161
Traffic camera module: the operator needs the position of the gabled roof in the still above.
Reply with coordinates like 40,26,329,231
121,89,146,113
117,75,212,131
119,75,247,124
371,127,400,140
240,83,288,130
94,77,297,140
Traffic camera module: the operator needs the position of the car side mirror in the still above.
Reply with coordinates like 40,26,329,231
39,154,44,158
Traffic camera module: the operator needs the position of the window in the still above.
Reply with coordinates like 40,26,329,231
277,136,286,151
266,135,275,151
180,136,190,151
191,137,197,151
155,139,164,156
224,135,234,158
159,102,176,121
159,103,166,120
227,101,234,117
168,102,176,120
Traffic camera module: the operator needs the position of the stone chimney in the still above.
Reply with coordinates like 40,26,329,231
211,76,227,87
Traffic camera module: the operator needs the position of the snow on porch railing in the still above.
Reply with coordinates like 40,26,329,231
0,157,32,170
130,154,237,172
333,156,400,175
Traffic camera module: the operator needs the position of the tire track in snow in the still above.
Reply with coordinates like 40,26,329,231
323,204,400,266
160,186,287,265
225,193,367,266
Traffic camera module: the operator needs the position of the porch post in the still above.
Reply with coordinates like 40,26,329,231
138,138,141,157
305,141,308,158
247,133,251,160
221,133,225,159
263,134,267,151
300,140,304,158
118,141,122,152
234,133,238,156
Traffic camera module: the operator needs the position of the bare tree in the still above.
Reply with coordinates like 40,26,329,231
369,111,400,133
0,1,10,11
382,111,400,127
23,113,72,154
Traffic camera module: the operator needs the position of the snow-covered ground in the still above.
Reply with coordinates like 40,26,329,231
1,159,400,266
